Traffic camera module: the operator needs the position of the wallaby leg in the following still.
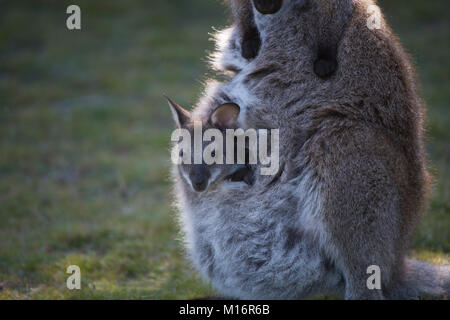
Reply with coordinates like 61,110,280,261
308,126,406,299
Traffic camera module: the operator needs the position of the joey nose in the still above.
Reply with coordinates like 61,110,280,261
189,166,210,192
191,176,208,192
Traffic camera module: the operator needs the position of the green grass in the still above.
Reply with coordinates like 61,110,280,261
0,0,448,299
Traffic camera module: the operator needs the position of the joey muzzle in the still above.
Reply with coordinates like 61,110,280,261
189,165,211,192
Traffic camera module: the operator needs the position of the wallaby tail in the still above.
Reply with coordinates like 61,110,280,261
389,258,449,299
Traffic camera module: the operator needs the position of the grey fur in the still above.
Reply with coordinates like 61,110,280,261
170,0,449,299
217,0,349,77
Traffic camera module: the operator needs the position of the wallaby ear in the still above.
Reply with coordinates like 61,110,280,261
210,103,240,129
164,95,191,128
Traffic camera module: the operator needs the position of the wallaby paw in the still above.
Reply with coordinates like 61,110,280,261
314,58,337,78
241,32,261,60
253,0,283,15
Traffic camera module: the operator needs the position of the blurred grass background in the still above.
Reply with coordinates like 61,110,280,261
0,0,448,299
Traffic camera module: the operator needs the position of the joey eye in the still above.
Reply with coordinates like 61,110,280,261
179,149,184,158
211,150,216,157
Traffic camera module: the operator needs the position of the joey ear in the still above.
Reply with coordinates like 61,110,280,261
164,95,191,128
210,103,240,129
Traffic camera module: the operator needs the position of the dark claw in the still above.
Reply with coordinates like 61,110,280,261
314,58,337,78
253,0,283,15
241,31,261,60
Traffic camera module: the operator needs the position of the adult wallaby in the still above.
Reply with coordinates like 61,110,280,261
240,0,450,299
218,0,345,78
172,0,449,299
